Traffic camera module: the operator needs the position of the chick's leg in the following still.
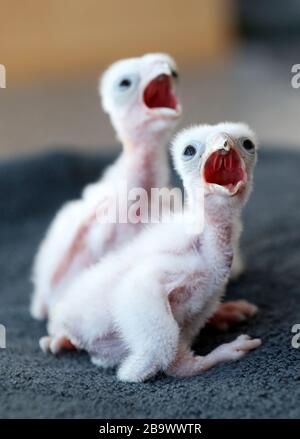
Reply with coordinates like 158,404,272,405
208,300,258,331
115,271,179,383
167,335,261,377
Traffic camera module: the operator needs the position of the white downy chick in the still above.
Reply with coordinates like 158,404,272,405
40,122,261,382
31,53,181,320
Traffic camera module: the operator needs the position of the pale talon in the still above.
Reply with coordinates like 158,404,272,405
39,335,75,355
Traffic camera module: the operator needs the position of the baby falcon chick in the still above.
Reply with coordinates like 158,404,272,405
31,53,181,321
40,122,261,382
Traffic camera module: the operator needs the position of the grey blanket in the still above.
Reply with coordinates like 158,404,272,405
0,149,299,418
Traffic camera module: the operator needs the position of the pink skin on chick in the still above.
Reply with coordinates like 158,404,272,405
40,122,261,383
30,53,181,321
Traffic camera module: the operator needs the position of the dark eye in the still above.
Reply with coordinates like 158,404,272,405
183,145,197,157
119,78,132,88
171,69,179,79
242,138,255,151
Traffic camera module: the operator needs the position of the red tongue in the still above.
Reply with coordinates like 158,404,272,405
204,149,244,187
144,75,177,109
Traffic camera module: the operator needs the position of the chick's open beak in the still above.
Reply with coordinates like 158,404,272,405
143,74,178,110
142,62,180,114
203,139,246,194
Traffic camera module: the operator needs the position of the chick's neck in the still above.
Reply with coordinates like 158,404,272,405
121,126,172,192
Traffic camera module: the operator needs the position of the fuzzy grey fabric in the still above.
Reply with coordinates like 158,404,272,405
0,149,299,419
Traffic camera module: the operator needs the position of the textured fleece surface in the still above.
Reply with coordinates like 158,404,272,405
0,149,299,419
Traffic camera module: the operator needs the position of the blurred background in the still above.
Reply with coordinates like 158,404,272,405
0,0,300,158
